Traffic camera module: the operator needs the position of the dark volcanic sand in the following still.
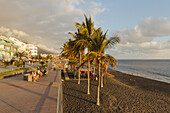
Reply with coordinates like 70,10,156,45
63,69,170,113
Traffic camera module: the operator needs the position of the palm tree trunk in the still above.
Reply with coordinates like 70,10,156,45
32,60,33,66
104,73,106,85
74,65,76,78
87,60,90,94
70,65,73,71
78,51,82,84
68,65,71,71
93,66,95,74
101,67,104,88
97,61,101,106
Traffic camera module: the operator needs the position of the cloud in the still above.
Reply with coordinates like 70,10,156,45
119,17,170,43
0,26,59,53
0,26,29,38
111,17,170,59
139,42,159,49
139,18,170,37
0,0,106,53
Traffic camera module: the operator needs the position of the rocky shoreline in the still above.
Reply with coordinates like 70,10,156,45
63,69,170,112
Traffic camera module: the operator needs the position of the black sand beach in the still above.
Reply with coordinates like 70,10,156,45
63,69,170,113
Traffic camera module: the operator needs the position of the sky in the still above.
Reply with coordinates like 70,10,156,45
0,0,170,59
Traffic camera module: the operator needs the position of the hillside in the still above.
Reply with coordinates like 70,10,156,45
38,47,54,54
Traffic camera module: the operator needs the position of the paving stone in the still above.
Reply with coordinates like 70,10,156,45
0,70,59,113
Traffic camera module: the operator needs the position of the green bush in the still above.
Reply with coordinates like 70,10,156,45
14,60,23,68
40,61,45,66
0,68,27,76
1,61,11,68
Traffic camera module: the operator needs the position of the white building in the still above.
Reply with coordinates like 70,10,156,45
27,44,38,56
0,36,19,60
9,37,29,52
9,37,31,58
9,37,38,57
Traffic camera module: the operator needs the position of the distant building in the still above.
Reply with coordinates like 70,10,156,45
0,35,19,60
9,37,30,55
27,44,38,56
51,54,59,59
40,54,48,58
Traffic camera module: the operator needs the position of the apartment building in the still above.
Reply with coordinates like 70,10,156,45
9,37,30,55
0,35,19,60
27,44,38,56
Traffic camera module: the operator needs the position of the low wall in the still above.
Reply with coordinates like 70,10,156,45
0,69,31,80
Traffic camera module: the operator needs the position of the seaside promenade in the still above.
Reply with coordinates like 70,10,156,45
0,69,60,113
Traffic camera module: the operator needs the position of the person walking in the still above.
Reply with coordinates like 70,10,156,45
23,60,26,68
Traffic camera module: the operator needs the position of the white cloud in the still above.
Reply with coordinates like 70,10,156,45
118,42,133,48
0,26,29,38
139,17,170,37
0,26,60,53
119,17,170,43
139,41,158,49
0,0,106,53
91,8,106,16
111,17,170,59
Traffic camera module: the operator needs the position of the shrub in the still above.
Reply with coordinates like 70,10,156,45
14,60,23,69
1,61,11,68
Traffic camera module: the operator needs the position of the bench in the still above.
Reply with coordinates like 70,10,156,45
23,74,32,81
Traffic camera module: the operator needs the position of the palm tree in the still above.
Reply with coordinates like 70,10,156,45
31,56,35,65
67,58,79,76
61,39,80,77
84,15,94,95
36,55,42,63
102,62,108,86
84,28,120,105
14,60,23,69
74,14,94,94
14,51,27,61
46,55,52,62
100,55,118,87
61,14,120,106
101,61,105,88
68,21,88,84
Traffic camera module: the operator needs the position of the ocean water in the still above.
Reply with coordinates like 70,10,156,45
109,60,170,83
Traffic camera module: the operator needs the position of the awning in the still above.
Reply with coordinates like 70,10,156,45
80,68,93,72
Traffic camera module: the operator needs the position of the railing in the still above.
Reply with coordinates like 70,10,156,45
56,69,63,113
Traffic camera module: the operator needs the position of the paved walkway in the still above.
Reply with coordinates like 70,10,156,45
0,70,60,113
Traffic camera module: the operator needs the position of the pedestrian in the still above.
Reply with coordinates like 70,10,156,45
23,60,25,68
43,67,48,76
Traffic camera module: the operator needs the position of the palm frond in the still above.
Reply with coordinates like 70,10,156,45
106,36,120,49
75,22,82,28
68,32,76,38
84,51,98,61
101,54,117,69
